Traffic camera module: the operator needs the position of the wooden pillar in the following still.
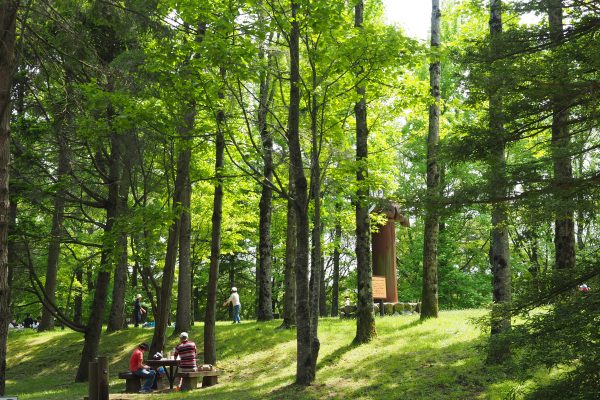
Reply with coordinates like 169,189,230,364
88,357,109,400
371,219,398,303
88,361,98,400
97,356,109,400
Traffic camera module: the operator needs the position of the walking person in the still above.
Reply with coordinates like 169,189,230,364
223,287,241,323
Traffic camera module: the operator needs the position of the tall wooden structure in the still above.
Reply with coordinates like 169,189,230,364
371,203,409,303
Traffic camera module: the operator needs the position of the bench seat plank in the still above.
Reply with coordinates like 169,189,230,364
176,370,220,378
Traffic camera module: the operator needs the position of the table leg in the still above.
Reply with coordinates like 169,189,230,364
167,365,176,390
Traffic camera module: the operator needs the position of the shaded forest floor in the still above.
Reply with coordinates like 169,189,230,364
6,309,561,399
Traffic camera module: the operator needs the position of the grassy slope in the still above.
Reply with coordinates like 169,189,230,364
6,310,546,400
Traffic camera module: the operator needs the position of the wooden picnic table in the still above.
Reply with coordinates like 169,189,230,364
145,358,180,390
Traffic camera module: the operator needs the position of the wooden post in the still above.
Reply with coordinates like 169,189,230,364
88,361,98,400
202,375,218,387
97,356,109,400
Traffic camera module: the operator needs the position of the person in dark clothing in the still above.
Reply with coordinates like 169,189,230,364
133,294,146,327
23,314,34,328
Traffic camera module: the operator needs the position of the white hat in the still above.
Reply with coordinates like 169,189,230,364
180,332,188,339
136,294,142,299
231,287,237,292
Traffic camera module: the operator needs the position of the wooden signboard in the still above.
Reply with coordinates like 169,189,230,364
372,276,387,300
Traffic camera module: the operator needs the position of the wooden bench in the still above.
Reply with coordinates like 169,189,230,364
118,372,141,393
176,370,221,391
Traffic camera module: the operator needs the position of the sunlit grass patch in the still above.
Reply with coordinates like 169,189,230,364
6,309,557,400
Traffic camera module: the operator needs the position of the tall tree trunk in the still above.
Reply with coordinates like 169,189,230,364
228,258,235,320
39,102,71,331
6,198,15,308
135,231,158,316
421,0,441,320
331,219,342,317
288,0,313,385
308,85,321,371
174,22,205,334
74,266,111,382
74,265,83,324
150,112,193,353
204,67,226,369
75,130,123,381
354,0,376,344
107,159,130,332
150,184,180,354
319,253,327,317
174,106,194,335
488,0,512,364
547,0,575,270
279,165,296,329
256,42,274,321
0,1,17,394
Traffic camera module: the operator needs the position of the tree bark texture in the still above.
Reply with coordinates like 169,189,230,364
0,1,17,394
548,0,575,270
150,141,190,354
288,1,314,385
488,0,512,364
354,0,376,345
331,220,342,317
174,106,195,335
204,67,226,368
257,45,274,321
75,130,123,381
309,90,321,370
319,254,327,317
40,109,71,331
280,165,296,328
421,0,441,320
107,154,130,332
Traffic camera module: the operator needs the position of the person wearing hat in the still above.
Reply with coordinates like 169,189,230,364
174,332,197,372
223,287,241,324
133,294,146,327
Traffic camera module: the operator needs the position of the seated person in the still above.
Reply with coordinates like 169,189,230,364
8,319,18,329
23,314,34,328
174,332,197,372
129,343,156,393
150,352,167,389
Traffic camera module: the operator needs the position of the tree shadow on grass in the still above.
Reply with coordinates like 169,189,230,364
321,336,509,400
318,342,357,371
317,319,423,372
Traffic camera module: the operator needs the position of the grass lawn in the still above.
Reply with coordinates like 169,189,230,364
5,309,556,399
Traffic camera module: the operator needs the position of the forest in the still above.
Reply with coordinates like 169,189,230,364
0,0,599,399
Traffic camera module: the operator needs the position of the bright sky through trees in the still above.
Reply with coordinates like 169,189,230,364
383,0,541,40
383,0,431,40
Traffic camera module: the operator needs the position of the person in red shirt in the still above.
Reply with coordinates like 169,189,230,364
129,343,156,393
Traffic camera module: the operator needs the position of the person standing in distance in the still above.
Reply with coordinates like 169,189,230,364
223,287,241,323
133,294,146,327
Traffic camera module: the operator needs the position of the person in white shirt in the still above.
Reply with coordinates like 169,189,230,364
223,287,241,323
